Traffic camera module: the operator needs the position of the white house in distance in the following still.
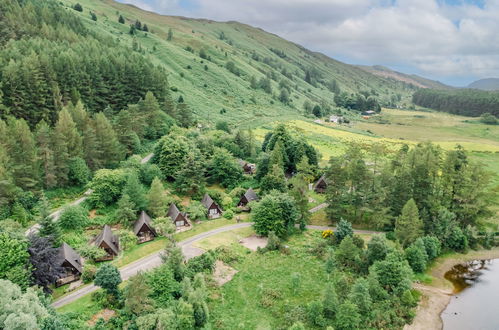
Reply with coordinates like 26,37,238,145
329,115,343,124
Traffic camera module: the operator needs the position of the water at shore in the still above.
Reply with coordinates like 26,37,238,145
441,259,499,330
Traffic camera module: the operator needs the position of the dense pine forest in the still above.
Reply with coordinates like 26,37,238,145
412,88,499,117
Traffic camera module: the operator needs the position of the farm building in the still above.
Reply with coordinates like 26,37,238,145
238,159,256,175
313,175,328,193
93,225,120,261
238,188,259,209
133,211,157,243
167,203,190,227
56,242,83,287
329,115,343,124
202,193,223,219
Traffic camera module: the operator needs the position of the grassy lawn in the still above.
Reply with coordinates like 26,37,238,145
175,217,241,242
194,227,254,250
56,291,101,319
112,237,168,268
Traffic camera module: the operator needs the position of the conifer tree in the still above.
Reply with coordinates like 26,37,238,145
119,15,125,24
114,109,142,156
147,177,169,218
7,118,39,190
167,28,173,41
37,193,61,246
395,199,423,247
35,120,56,189
55,107,83,158
260,164,287,193
174,150,206,196
93,112,123,168
123,171,147,211
176,103,194,128
269,140,286,170
116,193,137,225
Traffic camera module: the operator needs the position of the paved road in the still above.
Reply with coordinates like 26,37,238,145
25,189,93,237
308,202,329,213
52,222,252,308
52,222,380,308
140,153,154,164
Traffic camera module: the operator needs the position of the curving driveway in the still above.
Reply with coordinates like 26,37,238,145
52,222,380,308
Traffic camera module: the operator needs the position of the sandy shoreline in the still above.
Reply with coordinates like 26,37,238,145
405,248,499,330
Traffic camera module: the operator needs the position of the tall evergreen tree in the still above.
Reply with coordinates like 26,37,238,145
147,177,169,218
7,118,39,190
35,120,56,189
174,150,206,197
37,193,61,246
123,171,147,211
395,199,423,247
93,112,123,168
55,107,83,158
116,193,137,225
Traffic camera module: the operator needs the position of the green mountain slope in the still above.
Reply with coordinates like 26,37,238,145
357,65,453,90
57,0,419,126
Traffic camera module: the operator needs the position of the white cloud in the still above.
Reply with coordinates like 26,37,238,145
119,0,499,84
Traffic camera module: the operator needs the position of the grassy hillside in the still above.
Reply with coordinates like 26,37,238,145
59,0,419,126
358,65,453,90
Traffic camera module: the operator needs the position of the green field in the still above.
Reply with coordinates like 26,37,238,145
208,230,375,329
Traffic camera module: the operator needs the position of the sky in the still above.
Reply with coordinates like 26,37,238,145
117,0,499,86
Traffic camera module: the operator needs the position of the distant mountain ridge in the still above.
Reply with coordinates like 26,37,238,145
357,65,453,90
468,78,499,91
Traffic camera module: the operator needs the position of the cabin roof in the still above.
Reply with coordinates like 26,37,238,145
167,203,181,220
201,193,216,209
94,225,119,255
243,188,259,202
58,242,83,274
133,211,156,236
313,175,327,189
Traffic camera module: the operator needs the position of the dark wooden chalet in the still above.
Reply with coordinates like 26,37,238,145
238,159,256,175
238,188,259,209
201,193,223,219
93,225,119,261
313,175,328,193
167,203,190,227
56,242,83,287
133,211,157,243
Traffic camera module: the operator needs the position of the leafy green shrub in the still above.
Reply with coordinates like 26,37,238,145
119,229,137,251
223,209,234,219
405,239,428,273
59,205,88,230
95,264,122,297
81,265,97,284
186,201,206,220
78,245,107,261
306,301,326,327
68,157,90,186
88,169,127,208
140,164,163,186
266,231,281,251
213,245,244,264
421,236,441,260
146,264,180,307
185,252,216,278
